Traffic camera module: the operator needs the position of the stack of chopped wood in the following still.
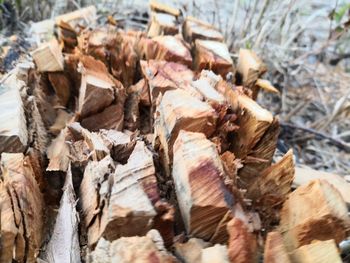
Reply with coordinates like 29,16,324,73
0,1,349,263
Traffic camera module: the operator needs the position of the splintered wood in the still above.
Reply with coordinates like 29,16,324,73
1,1,349,262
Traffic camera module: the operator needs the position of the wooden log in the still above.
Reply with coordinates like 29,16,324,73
194,40,234,78
279,179,350,252
77,56,126,131
81,103,124,132
49,109,73,135
226,218,257,263
0,180,19,262
129,78,151,107
78,60,115,118
175,238,209,263
148,12,178,38
172,131,234,241
175,238,229,263
147,35,192,67
293,166,350,205
264,232,291,263
140,60,200,103
0,153,44,262
89,230,177,262
43,164,81,263
191,76,225,105
150,0,180,17
80,141,159,247
183,17,224,43
55,5,96,29
48,72,71,107
237,117,279,188
0,73,28,153
290,239,342,263
46,128,70,172
236,48,267,88
246,149,294,228
155,89,217,176
31,39,64,72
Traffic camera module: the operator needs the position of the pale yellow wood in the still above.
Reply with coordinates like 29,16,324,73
31,39,64,72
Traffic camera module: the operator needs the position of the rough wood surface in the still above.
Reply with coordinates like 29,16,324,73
54,5,96,28
148,35,192,67
246,149,295,228
280,179,350,251
194,40,233,78
148,12,178,38
44,164,81,263
89,230,177,263
264,231,291,263
227,218,257,263
47,128,70,172
294,166,350,205
155,89,217,176
172,131,234,241
290,239,342,263
140,60,200,103
150,0,180,17
236,48,267,88
80,140,159,247
0,153,44,262
32,39,64,72
183,17,224,43
0,73,28,153
48,72,71,107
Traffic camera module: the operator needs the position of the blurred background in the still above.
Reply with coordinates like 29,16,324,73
1,0,350,177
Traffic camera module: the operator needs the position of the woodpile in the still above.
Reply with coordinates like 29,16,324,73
0,1,349,262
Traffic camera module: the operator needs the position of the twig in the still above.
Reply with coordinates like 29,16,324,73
280,122,350,152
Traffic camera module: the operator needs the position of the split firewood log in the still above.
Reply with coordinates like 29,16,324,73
191,75,225,106
246,149,295,229
237,117,279,188
77,56,126,131
194,40,234,78
236,49,267,88
48,72,71,107
183,17,224,43
148,12,178,38
129,78,151,107
279,179,350,252
263,232,291,263
0,153,44,262
54,5,96,29
172,130,234,241
144,35,192,67
293,166,350,205
155,89,217,176
43,163,81,263
175,238,229,263
150,0,180,17
46,128,70,172
0,72,28,153
31,39,64,72
290,239,342,263
80,140,160,247
89,230,178,263
140,60,200,103
226,218,258,263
